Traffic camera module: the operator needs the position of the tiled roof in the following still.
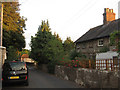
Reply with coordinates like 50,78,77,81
75,18,120,43
21,54,29,58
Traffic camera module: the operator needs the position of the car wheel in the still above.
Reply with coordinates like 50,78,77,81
2,82,5,86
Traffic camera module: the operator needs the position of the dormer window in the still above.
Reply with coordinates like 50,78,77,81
98,39,104,46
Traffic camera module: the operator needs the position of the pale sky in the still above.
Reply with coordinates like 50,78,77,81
19,0,120,50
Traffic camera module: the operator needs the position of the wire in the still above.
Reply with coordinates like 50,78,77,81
74,0,98,21
61,0,120,41
66,0,92,22
61,0,98,29
95,0,119,19
19,0,29,6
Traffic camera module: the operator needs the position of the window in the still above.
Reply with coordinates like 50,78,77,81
9,62,26,71
98,39,104,46
82,44,86,49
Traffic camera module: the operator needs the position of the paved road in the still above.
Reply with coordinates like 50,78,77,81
2,65,82,89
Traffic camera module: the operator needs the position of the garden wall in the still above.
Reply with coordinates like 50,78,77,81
36,64,48,73
55,65,120,88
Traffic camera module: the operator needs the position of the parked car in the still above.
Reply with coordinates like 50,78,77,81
2,61,29,86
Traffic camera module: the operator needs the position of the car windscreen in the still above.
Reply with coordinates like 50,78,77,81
9,62,26,71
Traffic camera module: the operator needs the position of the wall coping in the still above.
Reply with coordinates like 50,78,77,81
0,46,6,49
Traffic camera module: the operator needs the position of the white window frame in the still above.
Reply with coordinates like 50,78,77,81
98,39,104,46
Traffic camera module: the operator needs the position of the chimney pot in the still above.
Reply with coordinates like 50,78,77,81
103,8,115,24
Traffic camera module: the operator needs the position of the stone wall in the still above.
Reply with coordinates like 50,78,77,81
55,65,120,88
76,37,110,59
36,64,48,73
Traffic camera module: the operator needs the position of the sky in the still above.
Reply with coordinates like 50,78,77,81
19,0,120,50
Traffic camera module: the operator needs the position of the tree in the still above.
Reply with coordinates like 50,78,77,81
3,2,26,50
3,2,26,32
69,49,86,60
7,46,19,61
63,37,75,53
30,20,64,64
2,2,26,60
54,32,62,42
30,20,54,64
3,30,25,50
43,38,64,62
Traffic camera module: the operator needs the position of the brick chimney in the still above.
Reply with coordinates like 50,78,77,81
103,8,116,24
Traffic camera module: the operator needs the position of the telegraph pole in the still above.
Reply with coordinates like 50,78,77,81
0,2,3,90
0,3,3,46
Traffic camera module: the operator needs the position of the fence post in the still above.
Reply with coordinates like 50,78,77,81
89,60,91,68
118,59,120,70
106,60,108,70
111,59,113,71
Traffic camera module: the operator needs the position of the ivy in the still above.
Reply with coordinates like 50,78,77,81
110,30,120,53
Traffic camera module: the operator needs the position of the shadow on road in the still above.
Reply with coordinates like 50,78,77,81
2,82,27,88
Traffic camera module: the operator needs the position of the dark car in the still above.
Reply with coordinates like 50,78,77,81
2,61,29,86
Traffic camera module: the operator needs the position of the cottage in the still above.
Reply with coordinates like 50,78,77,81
21,54,34,63
75,8,120,59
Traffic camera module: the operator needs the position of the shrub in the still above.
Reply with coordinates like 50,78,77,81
57,59,95,69
70,50,80,60
99,46,109,53
70,49,87,60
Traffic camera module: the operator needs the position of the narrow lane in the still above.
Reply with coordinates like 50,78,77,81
2,65,82,88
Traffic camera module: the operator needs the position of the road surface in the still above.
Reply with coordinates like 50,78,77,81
2,64,82,89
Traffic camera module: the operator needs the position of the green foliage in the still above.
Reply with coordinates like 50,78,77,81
110,31,119,45
57,60,89,68
69,49,86,60
19,49,30,56
2,2,26,60
54,32,62,42
110,31,120,53
63,37,75,53
118,42,120,53
3,2,26,32
7,46,19,61
70,49,79,60
2,2,26,54
99,46,110,53
60,54,71,62
43,38,64,62
3,30,25,51
30,20,64,64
